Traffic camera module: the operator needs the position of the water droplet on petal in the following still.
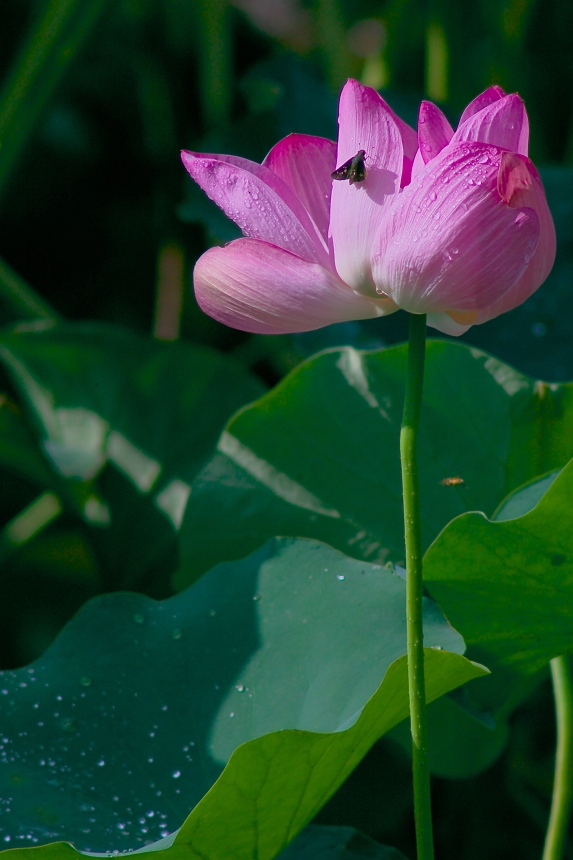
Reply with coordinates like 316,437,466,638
429,191,437,201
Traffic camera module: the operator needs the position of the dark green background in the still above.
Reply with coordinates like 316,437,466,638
0,1,572,858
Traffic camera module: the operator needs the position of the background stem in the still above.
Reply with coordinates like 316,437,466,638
400,312,433,860
543,655,573,860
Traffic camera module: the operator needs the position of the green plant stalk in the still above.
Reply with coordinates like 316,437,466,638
400,312,433,860
0,0,111,204
543,655,573,860
314,0,352,91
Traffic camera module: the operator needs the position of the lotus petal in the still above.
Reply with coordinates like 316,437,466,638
458,85,505,125
453,93,529,156
194,238,396,334
329,79,403,296
418,101,454,164
181,151,330,266
263,134,337,243
474,155,556,324
371,143,540,314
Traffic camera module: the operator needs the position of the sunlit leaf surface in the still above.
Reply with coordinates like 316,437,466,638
178,340,573,587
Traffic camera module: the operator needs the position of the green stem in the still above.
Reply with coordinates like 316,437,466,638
196,0,231,129
400,312,433,860
543,655,573,860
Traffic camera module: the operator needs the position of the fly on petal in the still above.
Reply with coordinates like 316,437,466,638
331,150,366,185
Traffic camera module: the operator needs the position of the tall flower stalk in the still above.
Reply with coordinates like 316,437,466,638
401,313,433,859
544,656,573,860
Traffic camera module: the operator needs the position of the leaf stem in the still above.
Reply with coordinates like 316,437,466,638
0,256,60,322
400,312,433,860
543,655,573,860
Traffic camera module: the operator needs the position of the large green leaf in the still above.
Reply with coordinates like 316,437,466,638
177,340,573,587
424,457,573,711
168,653,481,860
0,537,483,855
390,465,569,777
0,652,482,860
0,321,265,587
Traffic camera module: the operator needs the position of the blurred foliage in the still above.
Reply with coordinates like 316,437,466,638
0,0,573,858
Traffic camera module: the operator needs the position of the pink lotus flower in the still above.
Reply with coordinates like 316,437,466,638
182,80,555,336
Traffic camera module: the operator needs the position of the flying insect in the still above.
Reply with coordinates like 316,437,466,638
440,476,465,487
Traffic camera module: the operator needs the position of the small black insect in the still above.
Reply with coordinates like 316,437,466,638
331,149,366,185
